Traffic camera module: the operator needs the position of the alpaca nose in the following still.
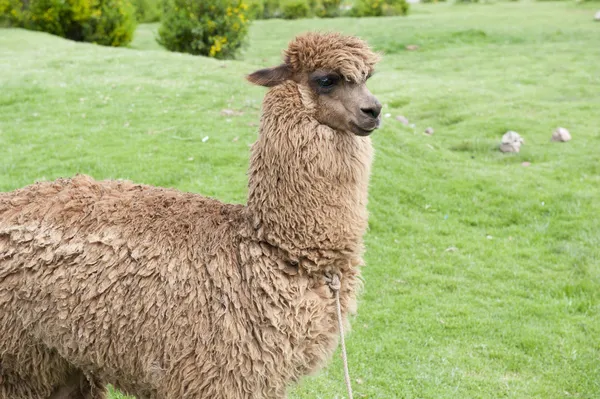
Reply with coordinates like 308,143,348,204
361,100,382,119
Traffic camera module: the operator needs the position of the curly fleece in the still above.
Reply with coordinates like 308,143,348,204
0,32,378,399
284,32,380,82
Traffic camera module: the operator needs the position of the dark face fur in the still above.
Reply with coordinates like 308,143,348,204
247,65,382,136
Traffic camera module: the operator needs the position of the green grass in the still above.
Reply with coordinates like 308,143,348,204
1,2,600,398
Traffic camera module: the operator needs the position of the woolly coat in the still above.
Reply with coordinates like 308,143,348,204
0,36,375,399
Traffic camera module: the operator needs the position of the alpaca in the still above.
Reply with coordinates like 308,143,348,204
0,32,382,399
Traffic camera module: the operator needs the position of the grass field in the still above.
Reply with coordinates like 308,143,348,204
1,2,600,398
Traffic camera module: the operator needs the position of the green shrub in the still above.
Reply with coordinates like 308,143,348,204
351,0,408,16
131,0,160,23
246,0,264,19
0,0,136,46
383,0,408,14
158,0,250,59
84,0,137,44
314,0,341,17
0,0,23,26
262,0,282,18
281,0,309,18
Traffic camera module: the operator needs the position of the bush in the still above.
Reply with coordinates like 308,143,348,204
246,0,342,19
158,0,250,59
0,0,22,26
246,0,264,19
383,0,408,14
261,0,282,18
131,0,160,22
0,0,136,46
281,0,309,19
314,0,341,17
351,0,408,16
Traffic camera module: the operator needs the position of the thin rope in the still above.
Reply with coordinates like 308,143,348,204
329,274,353,399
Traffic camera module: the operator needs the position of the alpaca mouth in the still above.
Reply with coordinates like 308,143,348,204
352,121,379,136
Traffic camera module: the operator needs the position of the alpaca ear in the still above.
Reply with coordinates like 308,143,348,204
246,64,293,87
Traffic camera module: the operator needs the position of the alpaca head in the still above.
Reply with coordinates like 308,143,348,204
247,32,382,136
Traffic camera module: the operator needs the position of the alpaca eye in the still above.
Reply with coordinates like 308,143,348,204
317,77,334,88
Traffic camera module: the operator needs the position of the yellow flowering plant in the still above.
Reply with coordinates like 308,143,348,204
0,0,136,46
158,0,251,59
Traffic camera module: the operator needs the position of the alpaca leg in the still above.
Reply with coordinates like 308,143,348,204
0,366,52,399
48,370,106,399
0,339,88,399
0,361,105,399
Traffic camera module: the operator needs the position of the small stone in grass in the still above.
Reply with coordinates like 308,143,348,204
521,162,531,167
486,235,493,240
595,10,600,21
406,44,419,51
424,127,434,135
552,127,571,142
384,113,391,118
396,115,409,125
499,131,524,153
202,136,209,143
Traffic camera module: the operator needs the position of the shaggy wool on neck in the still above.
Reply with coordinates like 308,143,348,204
247,80,373,273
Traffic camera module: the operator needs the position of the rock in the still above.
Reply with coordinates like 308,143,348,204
384,113,391,118
424,127,434,135
595,10,600,21
552,127,571,142
521,161,531,167
499,131,524,153
406,44,419,51
395,115,409,125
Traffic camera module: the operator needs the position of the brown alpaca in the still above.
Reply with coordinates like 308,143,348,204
0,32,381,399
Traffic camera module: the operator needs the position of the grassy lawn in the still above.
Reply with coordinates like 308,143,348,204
1,2,600,398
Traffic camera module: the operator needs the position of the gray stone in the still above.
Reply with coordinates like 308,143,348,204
552,127,571,142
500,131,524,153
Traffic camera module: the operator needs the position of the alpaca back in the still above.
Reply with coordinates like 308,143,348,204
0,175,251,397
0,174,348,398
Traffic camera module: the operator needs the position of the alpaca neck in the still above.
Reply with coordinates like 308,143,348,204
246,82,373,270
